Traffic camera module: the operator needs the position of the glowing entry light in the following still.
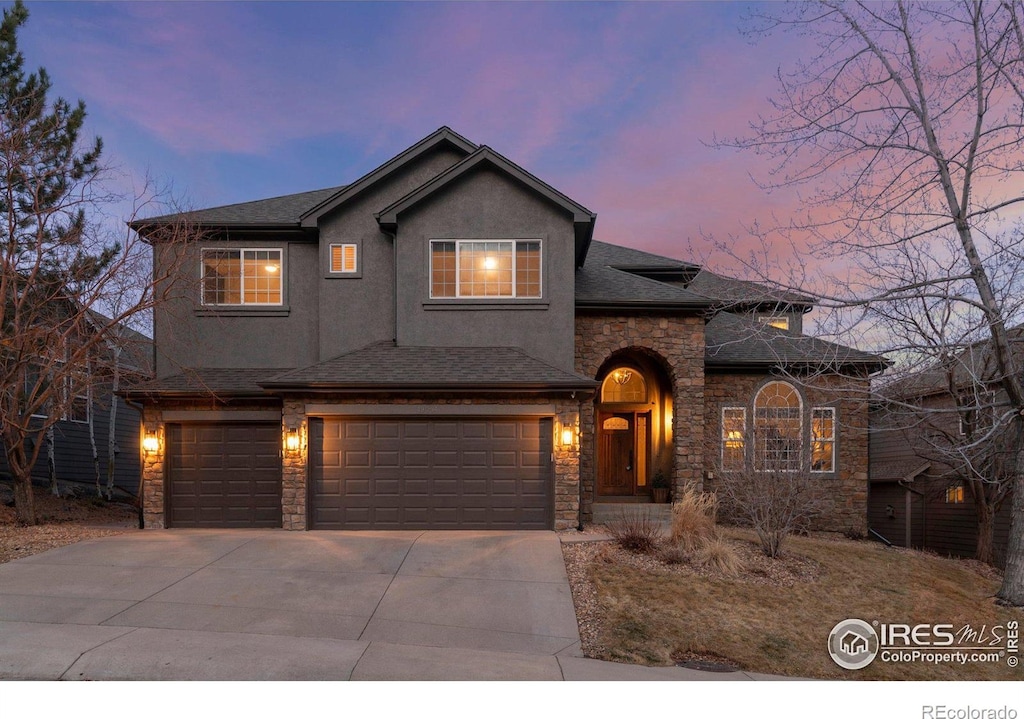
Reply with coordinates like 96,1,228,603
142,431,160,454
285,427,301,452
561,427,574,447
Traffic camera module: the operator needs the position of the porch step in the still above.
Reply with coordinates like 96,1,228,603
592,502,673,528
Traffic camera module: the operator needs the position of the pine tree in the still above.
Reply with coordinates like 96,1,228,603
0,0,113,524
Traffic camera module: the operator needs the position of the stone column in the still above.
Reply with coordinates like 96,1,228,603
281,399,308,530
553,402,581,530
140,411,165,529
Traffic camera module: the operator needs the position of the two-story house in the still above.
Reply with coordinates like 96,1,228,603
126,127,884,532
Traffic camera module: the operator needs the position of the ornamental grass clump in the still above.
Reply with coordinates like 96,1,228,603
670,486,719,552
607,508,662,554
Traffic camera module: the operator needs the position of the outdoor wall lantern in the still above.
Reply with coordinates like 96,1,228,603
558,416,579,450
285,426,301,453
142,430,161,455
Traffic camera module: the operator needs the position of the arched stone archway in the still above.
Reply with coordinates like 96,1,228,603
574,313,707,522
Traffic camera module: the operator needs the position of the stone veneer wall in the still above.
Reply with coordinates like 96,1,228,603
574,314,706,523
703,372,871,534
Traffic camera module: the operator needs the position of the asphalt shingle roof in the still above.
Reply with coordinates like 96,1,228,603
705,312,885,369
575,241,712,307
262,343,596,389
138,186,345,227
869,460,930,484
124,368,292,397
685,269,814,307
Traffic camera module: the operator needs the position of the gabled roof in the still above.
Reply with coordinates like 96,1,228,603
869,459,930,484
375,145,597,265
705,312,886,371
261,342,597,392
299,126,477,229
575,241,712,309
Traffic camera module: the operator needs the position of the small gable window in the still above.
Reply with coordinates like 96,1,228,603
758,315,790,331
601,368,647,404
330,244,358,274
946,484,965,504
430,240,541,299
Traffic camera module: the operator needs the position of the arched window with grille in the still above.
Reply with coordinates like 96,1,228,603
754,381,802,471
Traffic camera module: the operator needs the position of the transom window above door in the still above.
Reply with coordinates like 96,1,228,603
430,240,541,298
601,368,648,403
201,249,282,305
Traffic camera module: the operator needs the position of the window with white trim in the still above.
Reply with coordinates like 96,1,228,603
201,249,282,305
329,244,357,274
811,407,835,472
430,240,541,298
754,381,802,471
721,407,746,470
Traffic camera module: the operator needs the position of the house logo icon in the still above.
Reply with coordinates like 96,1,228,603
828,619,879,670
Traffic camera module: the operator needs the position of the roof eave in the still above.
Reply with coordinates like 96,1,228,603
300,127,478,228
258,381,599,393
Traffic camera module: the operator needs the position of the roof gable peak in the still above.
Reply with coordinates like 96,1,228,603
299,126,477,228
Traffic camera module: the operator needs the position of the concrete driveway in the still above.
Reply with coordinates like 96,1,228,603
0,529,587,680
0,529,788,681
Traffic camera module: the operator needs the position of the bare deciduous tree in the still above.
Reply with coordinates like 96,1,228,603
716,0,1024,604
0,1,193,524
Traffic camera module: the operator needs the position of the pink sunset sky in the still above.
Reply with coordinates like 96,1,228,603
19,1,813,273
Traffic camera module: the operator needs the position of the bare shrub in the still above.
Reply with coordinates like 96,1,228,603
658,542,689,565
671,486,718,551
694,536,743,577
716,466,828,558
606,508,662,554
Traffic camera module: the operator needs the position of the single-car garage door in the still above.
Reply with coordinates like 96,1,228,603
166,423,282,528
310,417,553,530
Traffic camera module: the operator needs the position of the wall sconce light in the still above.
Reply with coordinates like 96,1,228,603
558,416,579,449
561,426,575,447
142,430,161,455
285,426,301,453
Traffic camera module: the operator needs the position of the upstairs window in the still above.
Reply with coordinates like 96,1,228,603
430,240,541,298
945,484,965,504
202,249,282,305
330,244,357,274
754,381,802,472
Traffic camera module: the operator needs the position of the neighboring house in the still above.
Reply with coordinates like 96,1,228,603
868,331,1019,565
0,312,150,497
125,126,884,531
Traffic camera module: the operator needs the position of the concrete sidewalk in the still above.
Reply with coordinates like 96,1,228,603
0,529,787,681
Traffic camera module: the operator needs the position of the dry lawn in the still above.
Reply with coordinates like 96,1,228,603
564,528,1024,680
0,482,137,564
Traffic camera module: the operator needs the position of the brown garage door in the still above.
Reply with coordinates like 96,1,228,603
310,417,552,530
166,423,282,528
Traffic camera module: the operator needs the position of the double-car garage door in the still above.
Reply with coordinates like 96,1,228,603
310,417,553,530
165,417,553,530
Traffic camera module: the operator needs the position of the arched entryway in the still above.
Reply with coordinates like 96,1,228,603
594,353,673,499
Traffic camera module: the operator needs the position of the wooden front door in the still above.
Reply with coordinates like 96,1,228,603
597,413,636,496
